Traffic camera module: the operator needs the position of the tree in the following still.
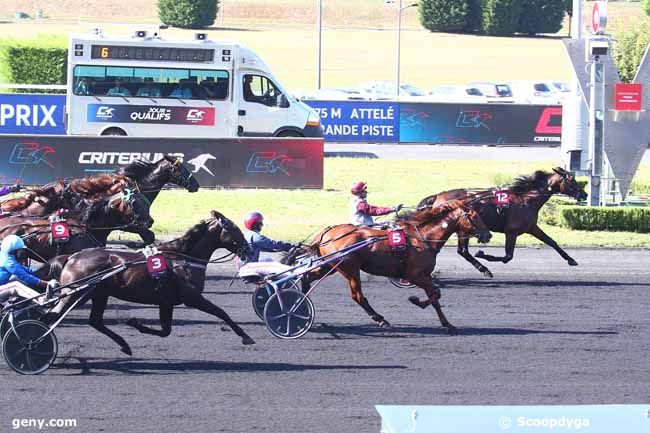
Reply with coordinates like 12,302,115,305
464,0,483,32
613,19,650,83
517,0,566,36
481,0,523,36
418,0,469,33
158,0,219,29
642,0,650,17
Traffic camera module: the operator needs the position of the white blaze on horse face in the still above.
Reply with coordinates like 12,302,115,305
441,222,449,229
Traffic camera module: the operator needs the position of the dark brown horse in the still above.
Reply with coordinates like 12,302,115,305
0,180,71,215
417,167,587,277
304,199,492,333
55,211,254,356
0,186,153,263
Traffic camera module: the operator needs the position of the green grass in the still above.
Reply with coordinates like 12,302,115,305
141,159,650,247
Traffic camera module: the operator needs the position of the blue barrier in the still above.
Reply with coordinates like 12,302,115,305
0,94,66,135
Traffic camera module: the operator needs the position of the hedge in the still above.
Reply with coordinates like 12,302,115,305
0,36,67,93
517,0,565,36
158,0,219,29
559,206,650,233
418,0,468,33
612,18,650,83
481,0,523,36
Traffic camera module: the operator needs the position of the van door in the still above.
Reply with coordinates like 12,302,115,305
237,73,289,136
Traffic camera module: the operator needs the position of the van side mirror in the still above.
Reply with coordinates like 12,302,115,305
277,94,289,108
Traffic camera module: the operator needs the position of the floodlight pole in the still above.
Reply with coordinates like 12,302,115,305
396,2,417,100
317,0,323,89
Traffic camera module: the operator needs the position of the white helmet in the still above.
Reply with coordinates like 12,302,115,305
1,235,25,253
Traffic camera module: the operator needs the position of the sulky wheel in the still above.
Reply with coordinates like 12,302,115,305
252,284,274,320
388,278,417,289
2,320,58,375
263,289,315,339
252,280,302,320
1,308,41,340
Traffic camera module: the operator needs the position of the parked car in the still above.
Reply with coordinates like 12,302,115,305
428,85,488,103
357,80,428,100
508,80,561,105
299,88,367,101
467,82,514,103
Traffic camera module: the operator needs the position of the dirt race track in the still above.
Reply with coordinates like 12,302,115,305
1,247,649,433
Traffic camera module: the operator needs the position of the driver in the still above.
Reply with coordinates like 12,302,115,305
349,181,402,226
238,211,295,276
0,235,59,307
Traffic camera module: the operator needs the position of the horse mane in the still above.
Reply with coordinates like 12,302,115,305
67,173,127,196
157,220,209,252
398,200,464,225
510,170,550,193
120,158,156,180
81,197,110,224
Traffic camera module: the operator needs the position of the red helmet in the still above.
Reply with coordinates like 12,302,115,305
244,211,264,230
350,181,367,196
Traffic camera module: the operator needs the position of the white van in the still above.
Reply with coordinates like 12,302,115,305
67,29,322,137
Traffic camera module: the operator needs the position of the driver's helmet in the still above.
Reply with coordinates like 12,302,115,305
350,181,368,196
1,235,25,253
244,211,264,230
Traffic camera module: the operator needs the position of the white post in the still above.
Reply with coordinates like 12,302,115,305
317,0,323,90
396,0,403,100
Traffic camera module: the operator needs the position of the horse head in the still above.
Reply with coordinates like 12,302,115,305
457,207,492,244
205,210,251,261
161,155,200,192
550,167,587,201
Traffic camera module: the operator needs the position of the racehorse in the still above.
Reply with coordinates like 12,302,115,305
303,199,492,333
0,180,73,215
54,211,254,356
417,167,587,277
0,186,153,263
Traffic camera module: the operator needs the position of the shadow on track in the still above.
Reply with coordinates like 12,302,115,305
438,279,649,289
55,357,407,376
310,323,618,340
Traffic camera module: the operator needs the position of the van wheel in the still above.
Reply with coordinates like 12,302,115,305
101,128,127,136
277,130,303,138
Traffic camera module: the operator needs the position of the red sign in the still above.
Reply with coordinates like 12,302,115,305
494,189,510,206
592,2,607,34
387,229,407,251
614,83,643,111
51,221,70,243
147,254,168,278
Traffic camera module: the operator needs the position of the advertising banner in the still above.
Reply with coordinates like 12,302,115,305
0,94,66,135
399,103,562,145
0,135,323,189
87,104,216,126
304,100,399,142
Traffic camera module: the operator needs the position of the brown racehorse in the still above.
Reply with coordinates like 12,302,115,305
0,180,71,215
305,199,492,333
0,187,154,263
417,167,587,277
54,211,254,356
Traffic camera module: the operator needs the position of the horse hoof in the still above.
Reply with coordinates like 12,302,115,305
568,259,578,266
475,250,485,259
242,337,256,345
408,296,425,309
126,318,139,328
379,320,392,328
121,345,133,356
482,269,494,278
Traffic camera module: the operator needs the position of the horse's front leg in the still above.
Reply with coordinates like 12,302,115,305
456,235,493,277
475,233,517,263
127,304,174,337
407,271,455,334
527,224,578,266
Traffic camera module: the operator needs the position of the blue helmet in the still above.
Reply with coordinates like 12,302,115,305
1,235,25,253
